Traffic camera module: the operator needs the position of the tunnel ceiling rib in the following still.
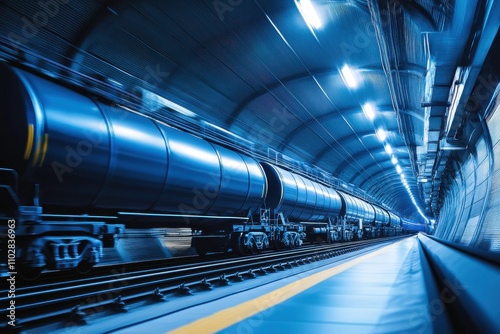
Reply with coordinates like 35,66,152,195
359,168,410,191
64,0,128,69
226,67,360,125
342,150,411,187
227,66,423,125
280,105,392,148
333,144,408,176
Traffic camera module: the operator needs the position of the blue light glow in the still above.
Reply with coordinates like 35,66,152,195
384,143,393,154
376,128,387,141
296,0,321,29
340,64,358,88
363,103,375,120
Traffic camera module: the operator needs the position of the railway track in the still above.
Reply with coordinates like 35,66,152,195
1,236,410,332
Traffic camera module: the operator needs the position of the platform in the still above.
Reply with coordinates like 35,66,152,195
113,236,451,334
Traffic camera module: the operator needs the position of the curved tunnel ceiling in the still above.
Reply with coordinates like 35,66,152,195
0,0,486,221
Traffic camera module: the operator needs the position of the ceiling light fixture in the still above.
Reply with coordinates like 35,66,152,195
376,128,386,141
363,103,375,120
340,64,357,88
391,156,398,164
396,164,402,174
384,143,393,154
296,0,321,29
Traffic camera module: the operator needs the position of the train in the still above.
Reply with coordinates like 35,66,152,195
0,63,421,279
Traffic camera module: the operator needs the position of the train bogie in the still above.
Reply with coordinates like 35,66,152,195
363,226,377,239
0,168,123,279
191,210,304,255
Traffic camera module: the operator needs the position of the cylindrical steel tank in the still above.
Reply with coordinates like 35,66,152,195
260,162,342,221
0,65,267,226
372,205,390,226
388,211,402,227
338,192,375,224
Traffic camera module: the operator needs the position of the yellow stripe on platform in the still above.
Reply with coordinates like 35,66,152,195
168,239,405,334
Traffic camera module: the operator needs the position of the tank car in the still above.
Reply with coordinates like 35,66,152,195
383,211,403,236
364,204,390,239
1,64,122,279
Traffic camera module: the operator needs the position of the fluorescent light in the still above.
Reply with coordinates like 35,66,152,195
296,0,321,29
384,143,393,154
376,128,386,141
391,156,398,164
400,174,405,179
363,103,375,120
396,165,402,174
340,65,357,88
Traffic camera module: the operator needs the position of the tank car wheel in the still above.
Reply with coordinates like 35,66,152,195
73,261,94,275
19,266,43,281
237,233,254,255
261,234,270,252
294,237,302,248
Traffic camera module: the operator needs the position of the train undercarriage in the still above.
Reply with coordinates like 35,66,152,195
0,169,124,280
191,210,304,256
191,210,403,256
